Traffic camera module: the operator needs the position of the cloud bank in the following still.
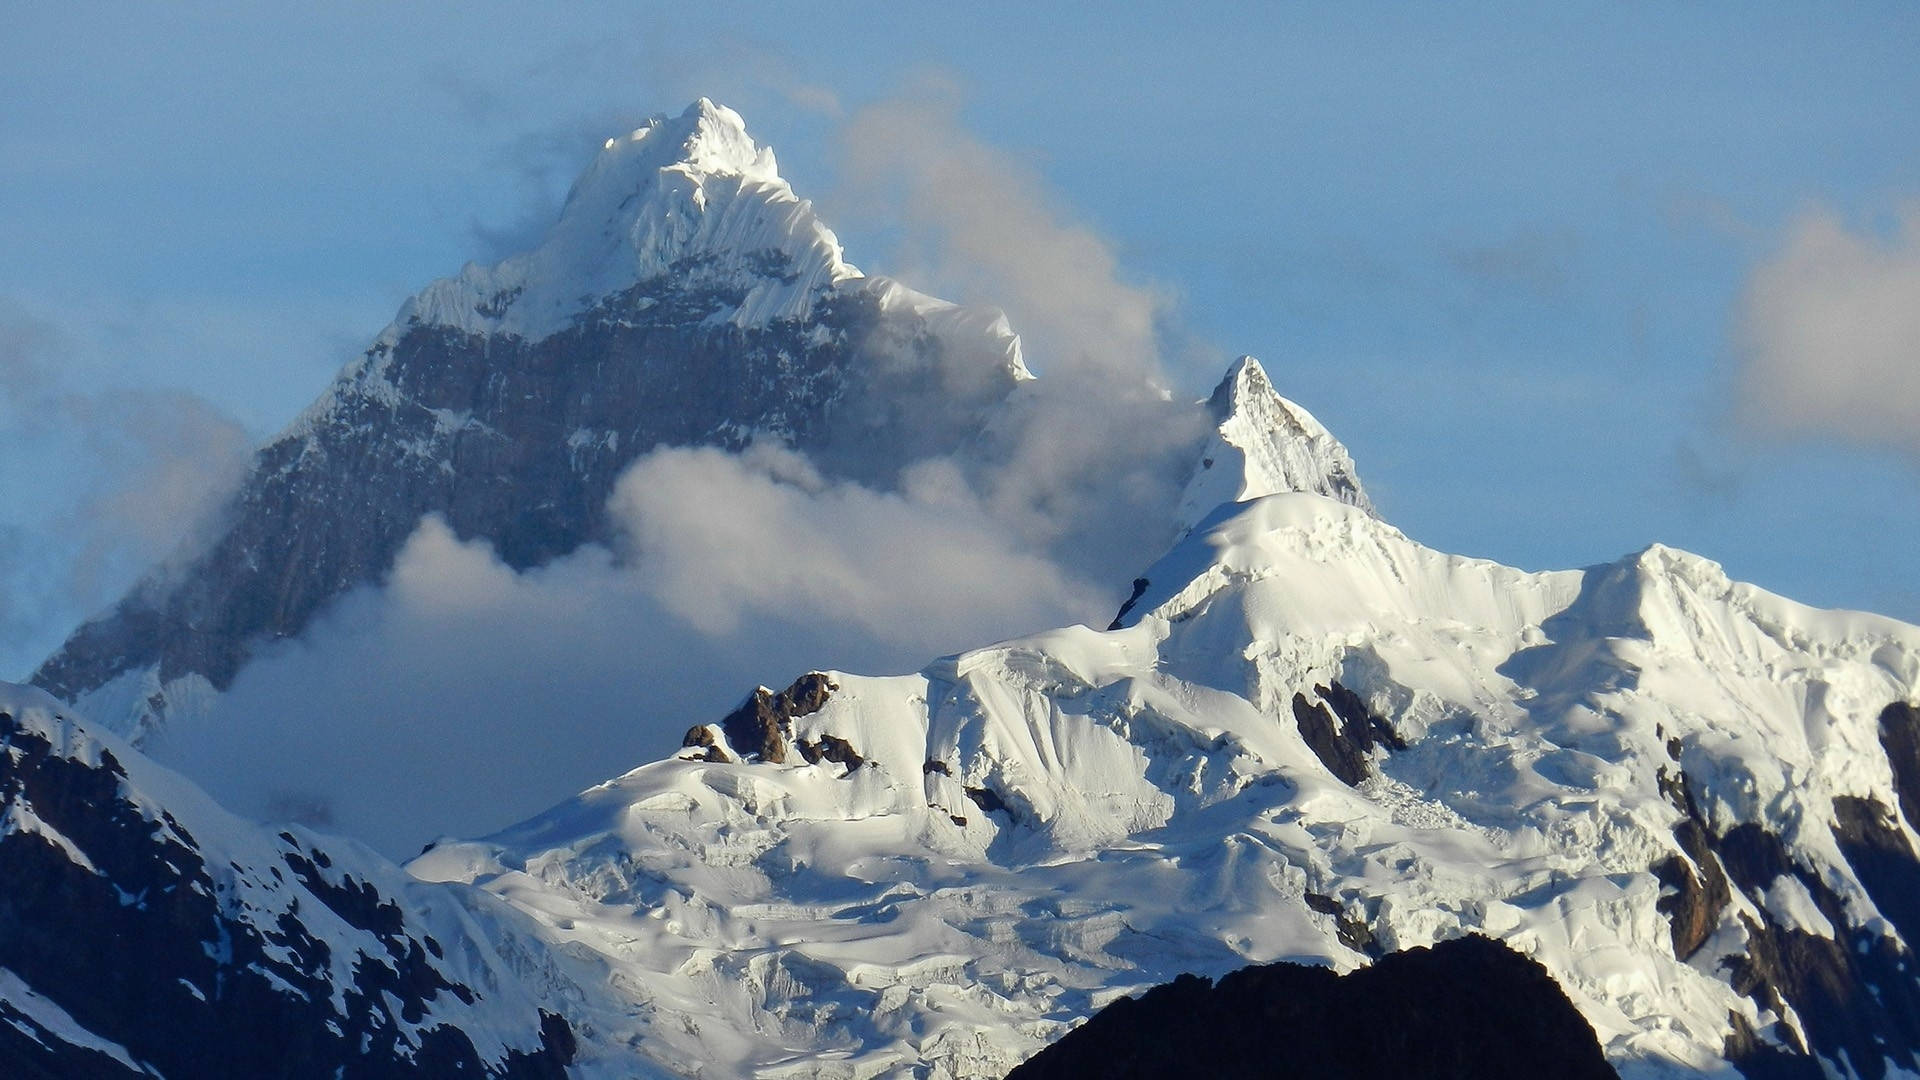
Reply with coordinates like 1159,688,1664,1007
164,442,1128,853
1734,205,1920,453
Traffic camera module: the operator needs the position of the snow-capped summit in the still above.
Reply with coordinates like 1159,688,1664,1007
400,99,860,342
31,101,1032,739
1173,355,1373,534
16,95,1920,1080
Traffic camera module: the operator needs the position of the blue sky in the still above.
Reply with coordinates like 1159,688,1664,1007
4,3,1919,680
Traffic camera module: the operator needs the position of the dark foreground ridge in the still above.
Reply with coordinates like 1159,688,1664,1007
1005,935,1618,1080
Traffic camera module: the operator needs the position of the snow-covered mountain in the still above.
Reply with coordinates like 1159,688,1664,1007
11,98,1920,1080
411,488,1920,1079
0,680,581,1077
31,99,1038,741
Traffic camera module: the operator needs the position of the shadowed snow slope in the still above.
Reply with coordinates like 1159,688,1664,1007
413,492,1920,1079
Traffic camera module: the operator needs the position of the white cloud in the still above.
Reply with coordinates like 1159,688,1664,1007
613,443,1101,644
1734,205,1920,452
161,445,1110,856
838,80,1168,384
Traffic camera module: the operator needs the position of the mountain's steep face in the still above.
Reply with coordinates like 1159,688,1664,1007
414,493,1920,1080
30,99,1032,738
0,682,580,1078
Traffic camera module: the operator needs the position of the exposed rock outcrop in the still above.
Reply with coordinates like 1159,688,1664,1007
1648,762,1920,1078
682,671,838,764
1290,682,1403,785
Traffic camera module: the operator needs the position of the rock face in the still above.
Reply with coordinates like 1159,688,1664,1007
1004,936,1620,1080
687,672,838,764
1288,680,1405,785
0,682,576,1078
30,101,1029,739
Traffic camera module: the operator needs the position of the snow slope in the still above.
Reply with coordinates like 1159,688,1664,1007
414,491,1920,1079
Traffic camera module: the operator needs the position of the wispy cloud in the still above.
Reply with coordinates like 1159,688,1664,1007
838,76,1169,383
0,305,251,677
1733,204,1920,453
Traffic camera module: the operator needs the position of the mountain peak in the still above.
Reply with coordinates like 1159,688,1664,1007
1172,355,1374,534
36,98,1031,741
393,99,855,342
1209,353,1275,411
583,98,779,194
